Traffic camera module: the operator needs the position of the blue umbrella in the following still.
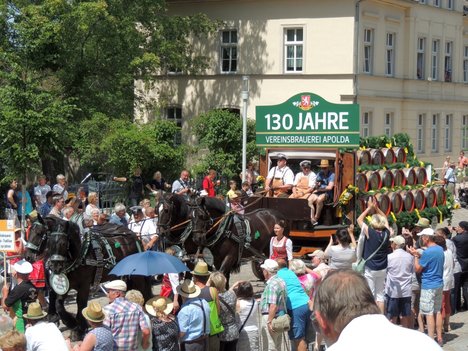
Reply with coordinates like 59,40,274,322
109,251,189,276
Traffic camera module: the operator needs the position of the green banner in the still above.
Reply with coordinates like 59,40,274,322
256,93,360,148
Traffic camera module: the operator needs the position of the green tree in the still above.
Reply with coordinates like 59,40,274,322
192,109,258,179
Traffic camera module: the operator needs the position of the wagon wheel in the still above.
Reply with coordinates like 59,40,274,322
251,260,265,281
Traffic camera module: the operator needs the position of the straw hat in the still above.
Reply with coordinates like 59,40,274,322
415,218,430,228
191,261,211,276
82,301,106,323
145,296,174,316
23,302,47,320
177,279,201,298
319,159,329,168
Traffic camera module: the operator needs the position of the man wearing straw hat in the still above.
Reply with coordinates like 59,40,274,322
177,279,211,351
308,159,335,226
2,259,37,333
76,301,115,351
23,302,68,350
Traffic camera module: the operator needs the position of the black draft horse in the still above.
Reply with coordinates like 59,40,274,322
25,215,149,340
190,196,287,284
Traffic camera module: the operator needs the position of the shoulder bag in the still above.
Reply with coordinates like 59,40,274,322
271,289,291,332
208,287,225,335
239,299,255,332
352,230,388,274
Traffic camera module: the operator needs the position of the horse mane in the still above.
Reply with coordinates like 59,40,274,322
172,193,189,221
203,197,227,217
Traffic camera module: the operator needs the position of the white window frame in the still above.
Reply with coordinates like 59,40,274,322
384,112,393,137
446,0,453,10
431,39,439,81
220,29,238,73
462,115,468,150
284,28,304,73
363,28,374,74
444,114,452,152
417,114,425,154
385,33,395,77
444,41,452,82
464,46,468,83
431,113,439,153
417,37,426,80
165,106,183,145
362,111,372,138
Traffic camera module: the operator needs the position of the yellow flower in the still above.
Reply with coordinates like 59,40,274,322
406,163,410,168
404,147,408,153
419,161,425,167
385,143,392,148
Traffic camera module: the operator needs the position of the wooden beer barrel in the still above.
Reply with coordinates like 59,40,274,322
414,167,428,185
357,150,372,165
435,187,446,206
423,188,437,208
398,190,415,212
391,169,406,186
375,193,391,215
393,147,407,163
378,170,395,188
388,192,403,214
356,173,369,192
366,171,382,190
411,189,426,210
356,197,367,213
369,149,384,166
403,168,417,185
381,148,396,164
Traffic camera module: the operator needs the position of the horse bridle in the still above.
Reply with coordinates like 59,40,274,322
25,221,47,253
158,198,174,231
49,225,69,262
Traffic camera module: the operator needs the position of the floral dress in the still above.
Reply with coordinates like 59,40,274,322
219,290,240,342
151,316,180,351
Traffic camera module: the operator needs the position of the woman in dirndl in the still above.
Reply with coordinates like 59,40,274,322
269,219,293,264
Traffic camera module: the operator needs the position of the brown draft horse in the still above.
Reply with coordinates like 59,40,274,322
190,196,287,284
24,215,150,341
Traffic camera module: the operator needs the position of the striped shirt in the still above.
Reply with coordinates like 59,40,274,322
103,298,149,351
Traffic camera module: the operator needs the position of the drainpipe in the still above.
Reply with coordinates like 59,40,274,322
354,0,364,104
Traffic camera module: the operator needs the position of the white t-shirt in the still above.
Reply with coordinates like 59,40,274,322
443,249,455,291
25,321,69,351
34,184,51,206
52,184,68,201
128,219,157,245
266,166,294,185
327,314,442,351
293,171,317,186
325,245,356,270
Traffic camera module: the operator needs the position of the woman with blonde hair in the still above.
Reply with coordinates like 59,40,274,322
126,290,152,351
85,192,100,218
208,272,239,351
357,197,390,313
145,296,179,351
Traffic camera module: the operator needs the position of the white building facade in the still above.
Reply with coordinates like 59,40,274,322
136,0,468,166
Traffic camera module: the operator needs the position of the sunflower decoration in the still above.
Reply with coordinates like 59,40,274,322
256,175,266,187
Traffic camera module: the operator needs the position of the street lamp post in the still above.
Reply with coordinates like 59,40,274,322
241,76,250,182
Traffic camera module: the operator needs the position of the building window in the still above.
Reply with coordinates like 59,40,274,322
444,41,452,82
362,111,372,138
385,33,395,77
431,40,439,80
464,46,468,83
417,38,426,79
444,114,452,152
363,28,374,74
284,28,303,72
446,0,453,10
384,112,393,137
220,30,238,73
417,114,425,153
462,115,468,150
165,107,182,145
431,114,439,153
434,0,440,7
420,0,426,3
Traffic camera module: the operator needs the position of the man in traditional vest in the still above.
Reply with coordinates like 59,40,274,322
265,153,294,198
290,160,317,199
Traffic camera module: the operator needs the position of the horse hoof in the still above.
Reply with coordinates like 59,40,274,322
70,328,84,342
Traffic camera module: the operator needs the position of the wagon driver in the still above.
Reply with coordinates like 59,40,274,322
265,153,294,198
289,160,317,199
308,159,335,226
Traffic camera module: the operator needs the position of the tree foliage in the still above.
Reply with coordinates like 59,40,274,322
192,109,258,179
0,0,219,180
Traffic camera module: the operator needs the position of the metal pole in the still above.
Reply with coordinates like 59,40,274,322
241,76,250,182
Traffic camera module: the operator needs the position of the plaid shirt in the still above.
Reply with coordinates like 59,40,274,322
260,274,287,314
104,297,149,351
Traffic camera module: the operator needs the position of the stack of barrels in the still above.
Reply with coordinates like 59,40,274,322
355,148,445,215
